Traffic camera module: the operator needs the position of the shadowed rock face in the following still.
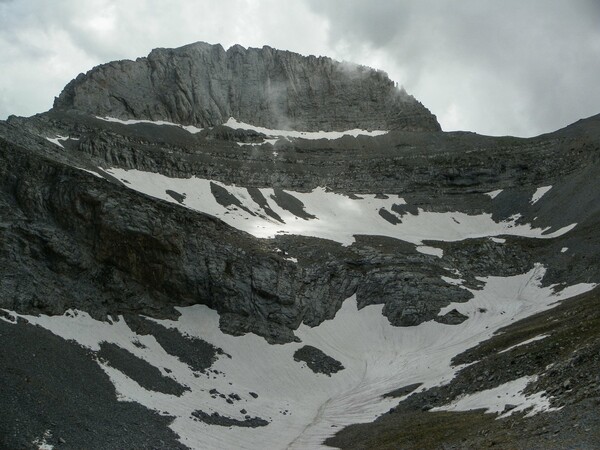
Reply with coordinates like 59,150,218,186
53,41,441,132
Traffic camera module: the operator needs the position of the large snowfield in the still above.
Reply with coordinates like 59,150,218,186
97,167,573,248
4,266,594,449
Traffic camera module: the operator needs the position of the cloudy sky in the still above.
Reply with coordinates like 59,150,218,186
1,0,599,136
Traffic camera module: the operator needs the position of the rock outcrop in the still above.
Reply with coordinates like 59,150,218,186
53,42,441,132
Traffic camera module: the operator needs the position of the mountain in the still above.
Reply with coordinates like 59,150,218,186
53,41,441,132
0,42,599,449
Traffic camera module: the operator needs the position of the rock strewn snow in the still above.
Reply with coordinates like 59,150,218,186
10,266,596,449
99,168,578,246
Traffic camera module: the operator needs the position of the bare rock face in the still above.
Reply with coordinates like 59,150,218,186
53,42,441,132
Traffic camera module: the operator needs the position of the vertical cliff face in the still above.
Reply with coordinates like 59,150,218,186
53,42,441,132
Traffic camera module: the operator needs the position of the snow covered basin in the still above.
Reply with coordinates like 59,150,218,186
5,265,595,449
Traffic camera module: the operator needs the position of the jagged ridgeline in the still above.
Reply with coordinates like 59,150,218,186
53,41,441,132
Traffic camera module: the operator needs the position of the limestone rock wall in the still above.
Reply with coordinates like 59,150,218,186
53,42,441,132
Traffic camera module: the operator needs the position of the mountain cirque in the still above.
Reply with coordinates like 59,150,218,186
0,42,599,449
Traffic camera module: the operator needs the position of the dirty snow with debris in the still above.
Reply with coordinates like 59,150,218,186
8,264,595,449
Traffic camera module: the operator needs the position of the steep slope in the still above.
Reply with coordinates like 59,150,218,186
0,43,599,449
326,287,600,449
53,42,441,132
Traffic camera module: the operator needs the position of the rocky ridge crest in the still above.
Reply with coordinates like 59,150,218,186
53,41,441,132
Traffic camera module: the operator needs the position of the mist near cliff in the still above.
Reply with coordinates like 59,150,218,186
1,0,599,136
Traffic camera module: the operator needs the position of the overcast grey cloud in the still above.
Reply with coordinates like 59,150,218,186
1,1,599,136
0,0,330,121
307,0,600,136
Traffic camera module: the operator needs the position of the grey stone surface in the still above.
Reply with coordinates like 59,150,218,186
53,42,441,132
0,319,187,450
293,345,344,376
123,316,225,373
434,308,469,325
383,383,423,398
191,410,269,428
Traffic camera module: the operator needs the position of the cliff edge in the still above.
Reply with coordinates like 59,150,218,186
53,41,441,132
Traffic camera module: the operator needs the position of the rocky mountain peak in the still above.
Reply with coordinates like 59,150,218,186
53,41,441,132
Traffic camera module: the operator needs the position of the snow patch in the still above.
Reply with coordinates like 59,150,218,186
45,135,72,148
237,139,280,147
224,117,388,140
441,276,465,287
438,264,595,321
96,116,203,134
498,334,550,354
484,189,503,199
432,376,559,418
100,168,579,247
77,168,105,179
490,237,506,244
530,186,552,205
561,247,568,253
416,246,444,258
